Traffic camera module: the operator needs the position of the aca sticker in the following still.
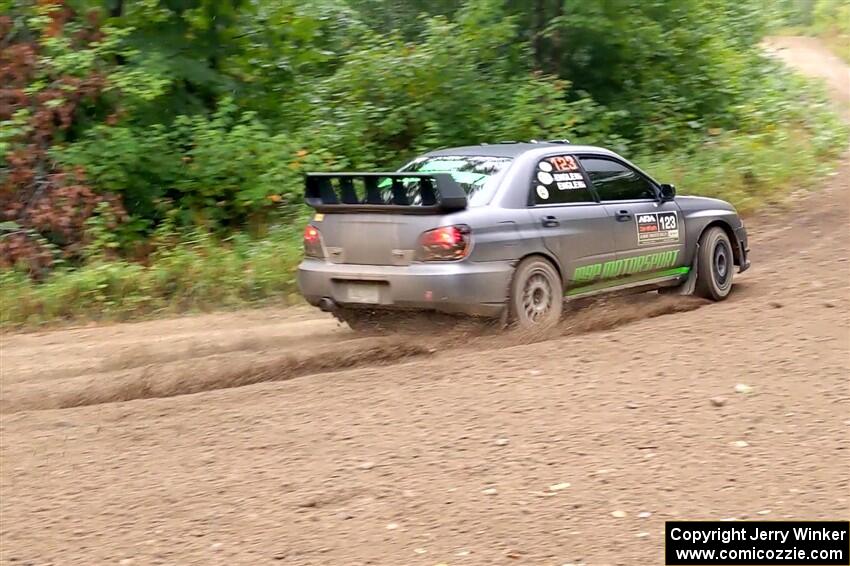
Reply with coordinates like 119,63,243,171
635,211,679,246
536,185,550,200
538,161,553,172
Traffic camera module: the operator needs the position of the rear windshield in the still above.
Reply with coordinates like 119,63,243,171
400,155,513,207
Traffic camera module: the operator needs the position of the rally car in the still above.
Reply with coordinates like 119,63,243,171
297,141,749,330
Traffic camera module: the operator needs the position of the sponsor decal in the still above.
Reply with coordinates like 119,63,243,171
572,250,680,283
636,211,679,246
536,185,550,200
313,213,325,222
538,160,553,172
537,171,554,185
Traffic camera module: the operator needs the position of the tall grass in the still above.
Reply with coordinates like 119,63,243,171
644,111,848,213
1,227,304,328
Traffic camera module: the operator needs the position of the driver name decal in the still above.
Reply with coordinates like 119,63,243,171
636,211,679,246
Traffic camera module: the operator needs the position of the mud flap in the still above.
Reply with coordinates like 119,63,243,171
678,243,699,295
497,305,510,329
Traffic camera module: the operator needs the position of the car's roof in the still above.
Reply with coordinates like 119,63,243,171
423,142,615,158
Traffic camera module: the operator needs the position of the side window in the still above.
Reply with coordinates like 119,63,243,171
531,154,594,205
579,157,657,201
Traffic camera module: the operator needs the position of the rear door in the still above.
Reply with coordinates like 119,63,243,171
526,153,617,289
578,155,687,279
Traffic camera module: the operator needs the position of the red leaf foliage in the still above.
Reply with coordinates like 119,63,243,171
0,2,126,275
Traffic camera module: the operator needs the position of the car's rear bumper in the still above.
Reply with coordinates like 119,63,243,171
297,259,514,317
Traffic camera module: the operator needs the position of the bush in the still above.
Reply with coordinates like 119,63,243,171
0,226,304,327
54,101,332,236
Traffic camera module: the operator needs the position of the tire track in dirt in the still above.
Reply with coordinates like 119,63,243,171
1,306,347,385
1,340,432,412
2,294,708,411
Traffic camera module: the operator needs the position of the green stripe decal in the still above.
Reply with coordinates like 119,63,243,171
566,267,690,296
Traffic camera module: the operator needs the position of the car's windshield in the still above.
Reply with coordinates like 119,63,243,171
400,155,512,207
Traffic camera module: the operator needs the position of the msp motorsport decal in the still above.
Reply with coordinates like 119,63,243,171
636,211,679,246
572,250,680,283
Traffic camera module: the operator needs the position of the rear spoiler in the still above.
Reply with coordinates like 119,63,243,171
305,172,467,214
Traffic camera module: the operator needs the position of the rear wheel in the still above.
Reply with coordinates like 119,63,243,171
509,257,563,329
695,227,734,300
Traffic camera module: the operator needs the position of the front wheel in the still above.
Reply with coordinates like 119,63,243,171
695,227,735,300
508,257,563,329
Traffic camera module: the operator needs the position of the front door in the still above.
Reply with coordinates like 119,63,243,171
578,156,687,281
526,153,617,290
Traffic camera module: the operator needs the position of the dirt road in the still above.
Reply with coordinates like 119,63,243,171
1,38,848,566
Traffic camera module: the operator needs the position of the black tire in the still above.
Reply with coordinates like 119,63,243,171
509,256,563,329
695,227,735,301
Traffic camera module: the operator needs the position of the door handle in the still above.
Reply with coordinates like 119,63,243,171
615,210,632,222
541,215,560,228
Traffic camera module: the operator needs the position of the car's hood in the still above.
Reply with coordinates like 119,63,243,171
676,195,737,213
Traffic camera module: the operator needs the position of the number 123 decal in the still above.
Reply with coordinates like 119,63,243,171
636,211,680,246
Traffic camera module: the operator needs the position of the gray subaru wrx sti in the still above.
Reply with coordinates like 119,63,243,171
297,141,750,330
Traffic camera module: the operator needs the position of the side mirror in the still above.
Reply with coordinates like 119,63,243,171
659,183,676,202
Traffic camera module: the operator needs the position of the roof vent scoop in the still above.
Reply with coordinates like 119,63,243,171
545,139,571,144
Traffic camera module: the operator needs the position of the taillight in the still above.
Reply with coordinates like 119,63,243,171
417,225,471,261
303,224,324,258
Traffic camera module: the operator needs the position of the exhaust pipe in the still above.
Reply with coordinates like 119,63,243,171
317,297,337,312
